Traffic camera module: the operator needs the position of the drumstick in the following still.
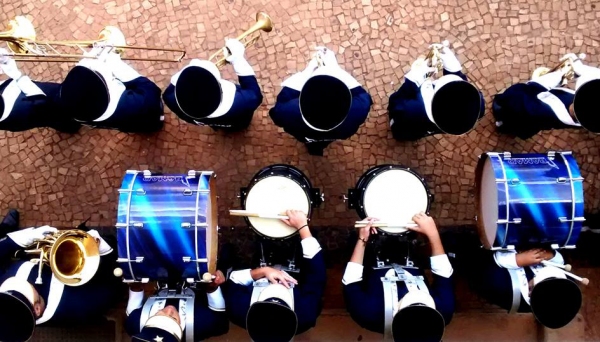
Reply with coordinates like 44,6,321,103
541,260,572,272
561,270,590,286
354,221,418,228
229,210,289,220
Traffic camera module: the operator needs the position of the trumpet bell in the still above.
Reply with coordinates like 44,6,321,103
49,230,100,286
255,12,273,33
532,66,551,80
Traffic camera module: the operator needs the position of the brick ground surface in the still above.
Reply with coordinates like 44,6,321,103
1,0,599,229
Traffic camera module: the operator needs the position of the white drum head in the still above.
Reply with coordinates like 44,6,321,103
479,158,499,247
363,169,428,234
245,176,310,238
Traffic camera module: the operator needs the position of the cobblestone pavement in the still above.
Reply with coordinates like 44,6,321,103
1,0,599,229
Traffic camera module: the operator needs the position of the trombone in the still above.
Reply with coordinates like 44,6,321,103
532,53,586,86
208,12,273,68
0,16,186,63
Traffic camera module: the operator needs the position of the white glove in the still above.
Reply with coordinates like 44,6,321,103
0,48,11,65
87,229,113,256
319,47,339,68
405,58,436,86
440,43,461,72
7,226,58,247
224,39,246,63
304,57,319,73
0,59,22,80
104,52,140,82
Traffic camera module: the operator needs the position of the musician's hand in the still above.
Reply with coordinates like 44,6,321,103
87,229,113,255
440,44,461,72
281,209,308,230
358,217,378,241
206,270,225,293
305,56,319,73
406,58,436,86
6,225,58,247
224,38,245,63
320,48,339,68
261,267,298,289
408,212,439,239
0,58,22,80
516,249,545,267
0,48,11,65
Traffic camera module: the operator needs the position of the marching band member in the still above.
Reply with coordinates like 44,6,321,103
269,47,372,156
473,248,582,329
59,28,164,133
493,53,600,138
0,49,80,133
126,271,229,341
225,210,326,341
343,213,455,342
163,39,263,131
0,211,121,341
388,41,484,141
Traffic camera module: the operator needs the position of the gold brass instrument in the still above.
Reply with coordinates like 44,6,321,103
25,229,100,286
0,16,186,63
209,12,273,68
532,53,586,86
423,40,449,79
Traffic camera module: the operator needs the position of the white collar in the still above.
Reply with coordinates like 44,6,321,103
0,80,21,122
94,79,126,122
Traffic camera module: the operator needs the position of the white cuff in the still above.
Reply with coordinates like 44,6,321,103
529,70,563,90
430,254,453,278
548,251,565,265
126,289,145,316
229,269,254,286
231,58,255,77
281,71,311,91
108,60,141,82
493,250,519,269
207,287,226,311
301,237,322,259
405,70,426,87
342,262,364,285
16,76,44,97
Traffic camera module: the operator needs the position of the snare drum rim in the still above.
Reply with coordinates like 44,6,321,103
243,164,315,240
353,164,432,235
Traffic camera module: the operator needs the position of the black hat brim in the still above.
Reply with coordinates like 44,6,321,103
432,80,481,135
392,305,445,342
0,291,36,342
246,301,298,342
175,66,222,119
60,66,109,122
300,75,351,131
574,79,600,133
530,278,582,329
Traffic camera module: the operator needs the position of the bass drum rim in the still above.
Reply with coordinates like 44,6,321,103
353,164,432,235
242,164,314,240
474,153,496,249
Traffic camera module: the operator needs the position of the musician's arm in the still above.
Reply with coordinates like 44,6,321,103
237,76,264,110
269,88,301,127
0,236,22,261
429,254,455,324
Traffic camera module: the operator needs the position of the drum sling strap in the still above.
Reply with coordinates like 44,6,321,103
506,265,543,313
140,288,195,342
381,264,428,341
250,266,295,309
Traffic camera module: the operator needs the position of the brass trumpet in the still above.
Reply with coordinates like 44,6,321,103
25,229,100,286
209,12,273,68
532,53,586,86
423,40,449,79
0,16,186,63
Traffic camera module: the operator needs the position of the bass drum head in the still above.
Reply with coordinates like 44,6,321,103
245,176,311,239
475,155,499,249
363,169,428,234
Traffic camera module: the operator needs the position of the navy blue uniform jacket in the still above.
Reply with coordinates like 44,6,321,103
472,252,532,312
493,82,575,139
224,250,327,336
269,86,372,146
125,293,229,340
86,76,164,133
0,235,121,324
344,267,455,333
0,79,80,133
388,70,485,141
163,75,263,131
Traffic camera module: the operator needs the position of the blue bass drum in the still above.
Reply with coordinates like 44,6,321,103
475,151,584,250
116,170,218,282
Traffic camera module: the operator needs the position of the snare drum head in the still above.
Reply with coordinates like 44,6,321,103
363,169,428,234
478,156,499,248
246,176,310,239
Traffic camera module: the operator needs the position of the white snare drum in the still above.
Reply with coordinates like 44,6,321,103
241,164,323,239
348,165,432,234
